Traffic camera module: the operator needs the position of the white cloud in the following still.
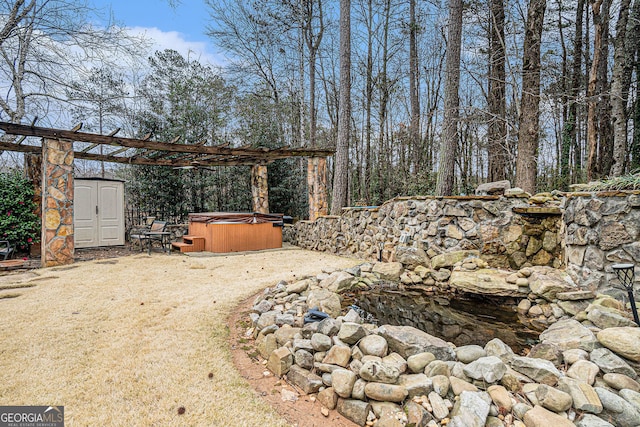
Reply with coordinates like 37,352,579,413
126,26,227,68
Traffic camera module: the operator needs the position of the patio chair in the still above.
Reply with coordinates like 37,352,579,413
130,220,169,253
0,240,14,260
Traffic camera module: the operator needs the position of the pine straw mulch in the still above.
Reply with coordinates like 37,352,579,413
0,247,359,426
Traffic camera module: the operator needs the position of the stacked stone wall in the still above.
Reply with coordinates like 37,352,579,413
285,195,563,269
564,191,640,294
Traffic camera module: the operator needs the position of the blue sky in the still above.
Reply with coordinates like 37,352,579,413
92,0,225,66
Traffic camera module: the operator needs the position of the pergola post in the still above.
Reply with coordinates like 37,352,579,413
41,138,74,267
24,153,42,257
251,164,269,213
307,157,328,221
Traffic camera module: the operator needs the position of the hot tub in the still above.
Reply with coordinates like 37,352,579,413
187,212,283,253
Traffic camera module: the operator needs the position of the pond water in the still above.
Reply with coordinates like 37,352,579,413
350,288,539,353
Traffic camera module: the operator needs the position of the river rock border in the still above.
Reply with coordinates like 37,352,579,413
245,259,640,427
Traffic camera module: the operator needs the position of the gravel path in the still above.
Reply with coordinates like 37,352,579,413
0,248,358,426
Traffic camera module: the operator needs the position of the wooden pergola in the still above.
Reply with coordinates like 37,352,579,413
0,121,333,266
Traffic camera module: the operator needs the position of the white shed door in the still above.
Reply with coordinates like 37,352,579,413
74,180,124,248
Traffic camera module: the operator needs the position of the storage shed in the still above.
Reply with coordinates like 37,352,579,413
74,178,125,248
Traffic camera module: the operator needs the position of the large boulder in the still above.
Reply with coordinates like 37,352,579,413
595,387,640,427
597,327,640,363
320,271,355,293
431,250,480,270
359,334,389,357
394,246,429,268
307,289,342,318
359,360,400,384
286,365,323,394
364,383,409,403
378,325,456,360
372,262,404,281
337,322,367,345
337,399,371,426
448,391,491,427
587,307,637,329
590,347,638,379
557,377,603,414
331,368,357,398
463,356,507,383
476,180,511,196
509,356,561,386
539,319,599,352
528,268,576,301
449,269,525,297
523,405,575,427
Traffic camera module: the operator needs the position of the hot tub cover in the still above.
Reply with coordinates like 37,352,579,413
188,212,283,224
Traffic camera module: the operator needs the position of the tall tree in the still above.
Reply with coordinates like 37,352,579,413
66,67,128,177
435,0,463,196
561,0,586,187
515,0,546,194
331,0,351,213
586,0,604,181
409,0,421,169
0,0,142,128
487,0,507,182
610,0,634,176
303,0,325,148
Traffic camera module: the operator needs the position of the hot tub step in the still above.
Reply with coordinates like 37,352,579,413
171,235,205,253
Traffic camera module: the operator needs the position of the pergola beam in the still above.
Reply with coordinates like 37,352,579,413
0,122,334,162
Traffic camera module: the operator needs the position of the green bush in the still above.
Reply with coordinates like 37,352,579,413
0,172,40,253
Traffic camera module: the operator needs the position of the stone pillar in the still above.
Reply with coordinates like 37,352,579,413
251,164,269,213
41,138,74,267
307,157,328,221
24,153,42,257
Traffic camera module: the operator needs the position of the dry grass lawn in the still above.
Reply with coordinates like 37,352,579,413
0,248,359,426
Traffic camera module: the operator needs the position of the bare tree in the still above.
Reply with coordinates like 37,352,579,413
409,0,421,169
0,0,144,127
435,0,463,196
610,0,633,176
331,0,351,213
487,0,506,182
515,0,546,194
0,0,35,47
586,0,604,181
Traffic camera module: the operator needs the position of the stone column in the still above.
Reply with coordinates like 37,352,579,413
24,153,42,257
41,138,74,267
251,164,269,213
307,157,328,221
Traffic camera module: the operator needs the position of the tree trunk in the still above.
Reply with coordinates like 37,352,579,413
376,0,391,205
587,0,603,181
631,0,640,170
435,0,463,196
364,0,374,204
515,0,546,194
409,0,421,171
487,0,507,182
331,0,351,214
596,0,612,176
610,0,633,176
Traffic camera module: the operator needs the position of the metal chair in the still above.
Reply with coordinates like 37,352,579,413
130,220,169,253
0,240,14,260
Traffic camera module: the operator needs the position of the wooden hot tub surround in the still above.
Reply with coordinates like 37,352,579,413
172,212,284,253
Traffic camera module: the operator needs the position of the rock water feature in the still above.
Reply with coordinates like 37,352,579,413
244,251,640,427
352,288,538,353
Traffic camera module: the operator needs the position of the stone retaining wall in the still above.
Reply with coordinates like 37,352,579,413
285,195,563,269
564,191,640,294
